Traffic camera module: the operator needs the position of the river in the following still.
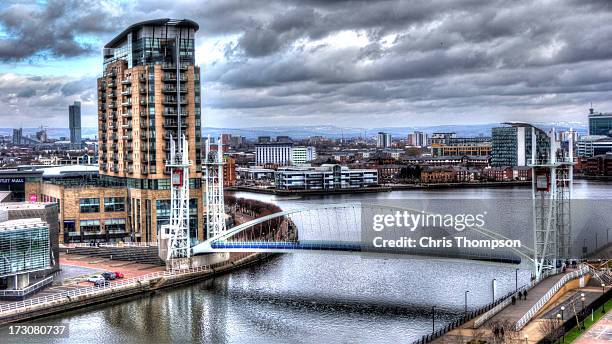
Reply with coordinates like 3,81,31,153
7,179,612,344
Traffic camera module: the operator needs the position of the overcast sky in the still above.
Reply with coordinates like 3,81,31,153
0,0,611,129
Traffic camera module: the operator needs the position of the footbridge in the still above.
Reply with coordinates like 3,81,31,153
192,202,535,266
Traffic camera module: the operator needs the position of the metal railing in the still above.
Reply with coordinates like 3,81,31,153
473,268,557,328
0,275,54,297
0,265,213,314
514,265,589,330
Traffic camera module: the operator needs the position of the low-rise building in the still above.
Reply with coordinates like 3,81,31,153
420,167,456,183
0,202,59,299
482,167,514,181
275,165,378,190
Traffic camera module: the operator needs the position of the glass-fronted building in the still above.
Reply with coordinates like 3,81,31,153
491,123,550,167
588,111,612,137
0,219,50,277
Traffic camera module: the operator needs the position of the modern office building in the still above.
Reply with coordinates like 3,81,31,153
69,101,82,148
491,123,550,167
94,19,204,243
588,108,612,137
255,142,293,166
576,135,612,157
377,132,391,148
291,146,317,165
0,202,59,299
275,165,378,190
430,132,456,145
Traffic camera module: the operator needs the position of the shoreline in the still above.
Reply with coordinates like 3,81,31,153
227,181,530,195
0,252,276,325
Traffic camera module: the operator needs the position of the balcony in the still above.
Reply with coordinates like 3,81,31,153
121,88,132,96
123,133,133,141
125,143,133,152
122,121,131,128
162,86,187,94
109,102,117,109
163,110,188,117
121,78,131,85
139,88,147,95
162,98,188,105
122,100,132,107
141,166,149,174
107,70,117,77
163,120,188,128
108,81,116,88
139,75,146,82
140,111,147,117
107,92,117,99
123,111,132,118
162,74,187,82
99,104,106,111
162,63,187,70
139,99,147,106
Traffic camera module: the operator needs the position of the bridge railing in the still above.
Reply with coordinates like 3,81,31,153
514,265,589,331
412,286,531,344
0,265,212,315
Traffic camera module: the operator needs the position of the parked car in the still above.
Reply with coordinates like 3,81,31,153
102,272,116,280
87,275,105,283
114,272,124,279
94,279,107,287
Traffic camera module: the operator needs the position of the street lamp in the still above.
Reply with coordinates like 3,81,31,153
581,295,586,312
515,268,519,293
464,291,469,316
561,306,565,320
432,306,436,334
603,284,606,313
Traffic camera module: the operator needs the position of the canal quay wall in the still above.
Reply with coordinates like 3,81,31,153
0,252,274,325
228,181,530,195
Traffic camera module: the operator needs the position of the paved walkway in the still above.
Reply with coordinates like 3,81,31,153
433,271,572,343
485,272,566,325
575,311,612,344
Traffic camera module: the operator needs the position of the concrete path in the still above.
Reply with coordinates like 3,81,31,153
575,311,612,344
484,273,566,325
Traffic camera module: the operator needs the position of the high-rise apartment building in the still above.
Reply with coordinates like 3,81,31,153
377,132,391,148
12,128,22,145
588,108,612,137
407,131,427,147
97,19,203,243
491,123,550,167
69,101,82,148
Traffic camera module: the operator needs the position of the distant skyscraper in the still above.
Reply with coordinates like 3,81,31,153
69,101,82,148
588,107,612,137
407,131,427,147
377,132,391,148
12,128,22,145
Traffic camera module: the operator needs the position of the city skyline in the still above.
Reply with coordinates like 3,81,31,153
1,1,612,129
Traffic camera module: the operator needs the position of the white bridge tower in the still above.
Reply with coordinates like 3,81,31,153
204,135,226,239
530,127,574,280
159,36,191,264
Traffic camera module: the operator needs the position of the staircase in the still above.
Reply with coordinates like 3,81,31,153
588,261,612,285
64,246,165,266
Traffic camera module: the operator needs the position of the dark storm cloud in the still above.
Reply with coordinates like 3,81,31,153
1,0,612,127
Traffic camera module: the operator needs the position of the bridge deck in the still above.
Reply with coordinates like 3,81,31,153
484,273,565,325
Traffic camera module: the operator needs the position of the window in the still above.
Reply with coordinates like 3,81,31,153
80,198,100,213
104,197,125,212
105,218,126,234
80,220,101,233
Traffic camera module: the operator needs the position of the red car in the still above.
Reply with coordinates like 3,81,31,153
114,272,125,279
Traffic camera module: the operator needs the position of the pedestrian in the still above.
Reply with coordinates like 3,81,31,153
512,295,516,305
500,327,505,338
524,290,528,300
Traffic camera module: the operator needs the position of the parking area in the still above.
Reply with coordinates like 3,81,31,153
0,253,166,305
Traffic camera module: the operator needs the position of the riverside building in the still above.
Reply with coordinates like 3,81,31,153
5,19,205,245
